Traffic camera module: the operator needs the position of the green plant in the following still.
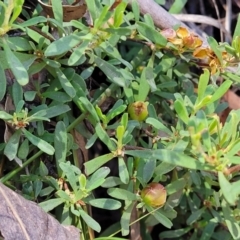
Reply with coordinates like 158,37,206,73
1,0,240,239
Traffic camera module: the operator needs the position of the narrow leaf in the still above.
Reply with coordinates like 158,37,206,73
88,198,121,210
22,129,55,155
2,40,29,85
84,153,115,175
4,130,21,161
39,198,65,212
0,63,6,101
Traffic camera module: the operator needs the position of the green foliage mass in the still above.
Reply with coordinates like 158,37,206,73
1,0,240,239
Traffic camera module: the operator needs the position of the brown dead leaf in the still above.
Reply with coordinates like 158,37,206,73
130,203,142,240
4,95,15,142
220,90,240,124
0,183,80,240
233,0,240,8
72,129,88,170
223,90,240,110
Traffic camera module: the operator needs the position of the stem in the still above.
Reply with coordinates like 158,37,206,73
83,205,95,240
0,151,43,183
78,216,86,240
67,113,87,132
109,204,163,238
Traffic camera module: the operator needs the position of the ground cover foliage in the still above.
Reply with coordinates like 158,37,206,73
1,0,240,239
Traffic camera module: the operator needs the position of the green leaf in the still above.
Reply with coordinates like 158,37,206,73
62,205,72,224
233,14,240,39
4,129,21,161
196,69,210,104
0,111,13,120
146,117,172,135
106,105,127,122
24,91,37,101
118,157,129,184
10,0,24,24
87,167,110,189
120,202,135,236
113,2,127,28
54,121,67,174
43,58,61,68
68,40,89,66
56,189,72,202
2,40,29,86
59,161,81,192
94,5,111,29
85,0,102,22
55,69,76,98
95,123,116,151
186,207,205,225
88,198,121,210
42,91,71,102
18,16,47,27
30,105,71,119
222,199,240,239
218,172,240,205
166,178,186,195
159,227,192,238
200,219,217,240
100,42,132,70
208,37,223,65
0,63,6,101
44,33,91,57
80,97,99,123
174,99,189,124
144,14,155,29
223,72,240,83
39,161,49,177
94,56,131,87
143,158,156,183
132,0,140,22
79,208,101,232
40,187,55,197
39,198,65,212
107,188,137,201
79,173,87,189
209,79,232,103
154,162,175,176
86,133,98,149
116,125,124,146
169,0,187,13
101,176,122,188
51,0,63,24
22,129,55,155
146,206,173,228
12,82,23,109
125,149,214,171
137,22,167,46
34,180,43,199
17,139,29,160
84,153,115,175
137,69,150,101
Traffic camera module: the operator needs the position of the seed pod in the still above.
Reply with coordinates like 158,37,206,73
128,101,148,121
141,182,167,207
